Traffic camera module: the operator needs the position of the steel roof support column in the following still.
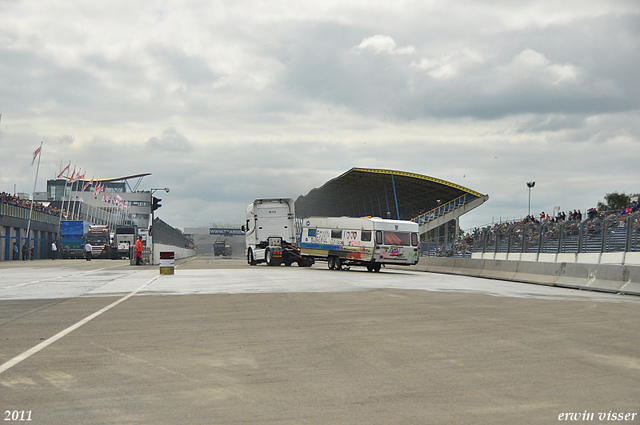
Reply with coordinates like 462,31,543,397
391,174,400,220
383,177,391,219
375,179,383,218
368,181,375,218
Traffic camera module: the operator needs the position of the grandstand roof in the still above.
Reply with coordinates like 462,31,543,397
295,168,485,220
61,173,152,183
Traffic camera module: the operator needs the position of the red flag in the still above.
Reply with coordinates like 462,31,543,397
69,167,76,182
83,178,93,191
57,163,70,179
31,146,41,165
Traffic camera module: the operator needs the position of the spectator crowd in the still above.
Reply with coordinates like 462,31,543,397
428,202,640,257
1,191,62,216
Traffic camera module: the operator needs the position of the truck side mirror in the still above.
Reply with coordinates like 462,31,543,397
241,225,245,232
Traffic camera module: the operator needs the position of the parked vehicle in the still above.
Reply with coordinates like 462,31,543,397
86,225,111,258
114,225,137,259
214,238,233,257
60,220,92,259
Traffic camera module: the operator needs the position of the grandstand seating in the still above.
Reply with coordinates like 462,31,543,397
421,210,640,261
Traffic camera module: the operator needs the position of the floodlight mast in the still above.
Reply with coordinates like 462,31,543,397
527,182,535,217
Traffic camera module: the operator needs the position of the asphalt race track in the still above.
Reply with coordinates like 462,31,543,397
1,257,639,424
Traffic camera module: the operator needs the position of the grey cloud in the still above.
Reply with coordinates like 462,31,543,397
272,13,640,123
145,128,193,153
55,135,76,145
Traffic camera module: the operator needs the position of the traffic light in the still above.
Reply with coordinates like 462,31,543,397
152,196,162,211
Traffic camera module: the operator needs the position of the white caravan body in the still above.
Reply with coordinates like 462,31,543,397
300,216,419,271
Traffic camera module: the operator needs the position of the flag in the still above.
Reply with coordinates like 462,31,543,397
31,146,41,165
69,167,76,182
83,178,93,191
57,163,70,179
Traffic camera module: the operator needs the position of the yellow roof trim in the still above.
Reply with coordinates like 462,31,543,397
352,168,484,198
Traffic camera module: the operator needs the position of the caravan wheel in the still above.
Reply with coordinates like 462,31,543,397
334,257,341,270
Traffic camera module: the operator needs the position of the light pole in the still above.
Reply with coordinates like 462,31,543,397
149,188,170,265
150,187,170,222
526,181,535,217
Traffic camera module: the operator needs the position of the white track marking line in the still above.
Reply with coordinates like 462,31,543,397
2,264,127,290
0,274,161,375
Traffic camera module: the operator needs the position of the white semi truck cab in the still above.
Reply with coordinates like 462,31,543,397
242,198,312,267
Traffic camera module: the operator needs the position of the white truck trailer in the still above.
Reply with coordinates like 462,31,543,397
242,198,312,266
299,216,420,272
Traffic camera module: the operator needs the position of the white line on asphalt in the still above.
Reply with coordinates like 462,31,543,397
0,274,161,376
1,264,129,290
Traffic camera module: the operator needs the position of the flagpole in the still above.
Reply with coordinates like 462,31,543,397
26,141,43,255
73,169,83,219
57,161,71,241
63,166,75,221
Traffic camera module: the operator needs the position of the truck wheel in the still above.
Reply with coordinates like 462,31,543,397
373,264,381,272
334,257,341,270
327,257,335,270
247,249,257,266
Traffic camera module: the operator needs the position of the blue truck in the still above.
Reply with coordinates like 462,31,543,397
60,220,92,259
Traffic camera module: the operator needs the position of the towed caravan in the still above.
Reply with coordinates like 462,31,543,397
299,217,419,272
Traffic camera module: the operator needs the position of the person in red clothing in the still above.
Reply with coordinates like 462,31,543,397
135,236,144,265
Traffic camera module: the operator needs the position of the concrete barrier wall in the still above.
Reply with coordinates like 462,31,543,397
461,250,640,267
625,252,640,266
153,243,196,265
409,257,640,296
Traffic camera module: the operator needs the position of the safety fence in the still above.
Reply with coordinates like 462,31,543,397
151,218,194,250
0,202,60,225
422,210,640,258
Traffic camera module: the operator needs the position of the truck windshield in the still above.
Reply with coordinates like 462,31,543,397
383,231,411,246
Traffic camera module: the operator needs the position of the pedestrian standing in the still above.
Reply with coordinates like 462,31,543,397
135,236,143,265
22,243,28,261
85,241,92,261
13,242,19,260
52,241,57,260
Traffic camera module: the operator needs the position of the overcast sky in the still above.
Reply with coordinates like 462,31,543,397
1,0,639,231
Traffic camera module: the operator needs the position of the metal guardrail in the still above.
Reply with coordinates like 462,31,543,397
151,218,194,249
0,203,60,225
421,210,640,258
412,194,476,224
